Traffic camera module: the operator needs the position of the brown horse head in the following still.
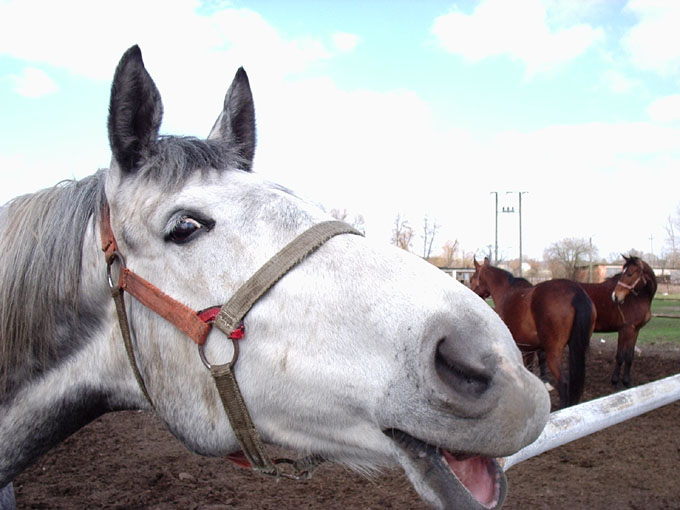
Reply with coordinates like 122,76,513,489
471,257,491,299
613,255,653,304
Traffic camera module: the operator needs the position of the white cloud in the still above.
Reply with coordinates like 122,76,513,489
426,120,680,258
623,0,680,77
431,0,604,75
10,67,58,97
0,0,354,140
0,0,193,80
331,32,361,53
251,64,680,258
600,69,641,94
1,0,676,261
0,150,100,206
0,0,335,83
647,94,680,123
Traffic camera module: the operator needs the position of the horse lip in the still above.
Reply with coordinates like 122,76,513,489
384,429,507,510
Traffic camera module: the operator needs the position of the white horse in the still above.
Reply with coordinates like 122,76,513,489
0,45,549,510
0,484,13,510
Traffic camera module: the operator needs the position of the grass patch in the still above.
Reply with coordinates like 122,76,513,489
596,297,680,346
653,296,680,314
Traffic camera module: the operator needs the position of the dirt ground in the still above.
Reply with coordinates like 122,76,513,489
13,340,680,510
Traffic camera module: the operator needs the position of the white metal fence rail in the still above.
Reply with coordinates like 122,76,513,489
502,373,680,471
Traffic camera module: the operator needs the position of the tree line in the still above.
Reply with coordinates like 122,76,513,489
330,206,680,279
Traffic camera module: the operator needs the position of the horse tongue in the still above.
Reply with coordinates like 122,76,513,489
442,451,499,508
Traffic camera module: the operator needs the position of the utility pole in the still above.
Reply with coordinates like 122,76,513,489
518,191,527,277
501,202,515,269
589,236,593,283
505,191,528,277
490,192,499,264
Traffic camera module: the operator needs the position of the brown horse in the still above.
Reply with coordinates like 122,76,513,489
580,255,657,388
471,258,596,407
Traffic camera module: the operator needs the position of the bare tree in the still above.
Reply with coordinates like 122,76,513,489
422,216,440,259
441,240,459,267
330,208,366,235
666,206,680,268
543,237,597,279
392,214,414,251
330,208,349,222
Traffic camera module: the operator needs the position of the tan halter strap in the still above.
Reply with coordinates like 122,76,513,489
202,219,362,475
615,271,646,295
99,200,362,477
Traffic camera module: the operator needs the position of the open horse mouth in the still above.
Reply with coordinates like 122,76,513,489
385,429,507,510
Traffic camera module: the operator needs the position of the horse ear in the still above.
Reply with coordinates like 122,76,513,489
622,254,630,263
207,67,256,171
483,257,490,266
473,257,480,269
108,45,163,173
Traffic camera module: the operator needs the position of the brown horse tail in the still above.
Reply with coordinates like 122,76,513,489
567,290,593,406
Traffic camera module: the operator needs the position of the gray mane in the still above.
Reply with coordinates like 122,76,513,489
0,172,106,397
0,136,239,397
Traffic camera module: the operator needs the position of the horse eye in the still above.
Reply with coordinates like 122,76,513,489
166,216,212,244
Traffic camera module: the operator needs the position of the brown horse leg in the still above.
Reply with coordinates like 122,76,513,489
611,346,622,387
537,350,549,383
544,345,568,407
621,329,640,388
612,326,637,388
621,346,635,388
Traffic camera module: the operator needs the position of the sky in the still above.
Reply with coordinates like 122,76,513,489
1,0,679,263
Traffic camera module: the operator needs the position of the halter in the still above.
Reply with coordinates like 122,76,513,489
99,201,361,478
614,264,647,296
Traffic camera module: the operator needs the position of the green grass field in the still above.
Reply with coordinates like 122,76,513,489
597,295,680,345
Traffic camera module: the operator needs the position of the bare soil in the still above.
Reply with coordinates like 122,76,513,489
13,341,680,510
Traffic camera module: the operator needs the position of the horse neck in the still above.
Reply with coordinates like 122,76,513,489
641,267,658,299
582,279,616,304
482,267,514,299
0,222,142,487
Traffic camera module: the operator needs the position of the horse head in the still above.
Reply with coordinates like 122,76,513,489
613,255,655,304
471,257,492,299
0,46,550,510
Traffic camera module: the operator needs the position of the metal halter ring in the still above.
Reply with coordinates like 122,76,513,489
198,336,239,370
106,251,127,289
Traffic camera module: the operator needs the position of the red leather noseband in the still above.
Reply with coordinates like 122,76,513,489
100,202,215,345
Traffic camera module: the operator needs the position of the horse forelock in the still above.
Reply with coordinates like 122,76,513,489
133,136,247,190
623,256,656,279
0,172,106,397
623,255,642,268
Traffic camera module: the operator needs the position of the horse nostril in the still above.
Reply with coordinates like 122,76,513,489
434,339,491,397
